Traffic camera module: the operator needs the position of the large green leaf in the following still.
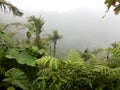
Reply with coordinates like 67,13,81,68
7,86,15,90
3,68,30,90
6,49,37,67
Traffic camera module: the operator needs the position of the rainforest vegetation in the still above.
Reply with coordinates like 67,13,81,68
1,0,120,90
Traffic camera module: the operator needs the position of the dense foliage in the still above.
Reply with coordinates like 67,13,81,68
1,24,120,89
1,0,120,90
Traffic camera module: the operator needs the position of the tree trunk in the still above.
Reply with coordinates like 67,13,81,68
49,44,52,56
106,51,110,62
35,34,41,49
53,41,57,57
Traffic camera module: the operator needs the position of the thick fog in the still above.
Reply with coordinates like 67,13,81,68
1,7,120,56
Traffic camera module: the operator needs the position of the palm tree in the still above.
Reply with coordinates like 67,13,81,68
111,42,119,48
0,0,23,16
28,16,44,49
81,48,92,61
47,30,63,57
2,16,44,47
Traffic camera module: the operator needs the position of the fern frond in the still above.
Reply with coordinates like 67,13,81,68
94,65,120,80
37,68,51,76
110,68,120,79
86,57,107,69
94,65,111,75
66,49,82,61
108,46,120,58
65,49,84,65
36,56,59,70
108,46,120,67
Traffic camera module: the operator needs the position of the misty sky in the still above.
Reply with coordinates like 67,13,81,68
8,0,105,12
1,0,120,56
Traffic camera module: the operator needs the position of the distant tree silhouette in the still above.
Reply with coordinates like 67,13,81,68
47,30,63,57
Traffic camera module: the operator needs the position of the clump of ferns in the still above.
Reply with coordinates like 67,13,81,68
107,45,120,68
94,65,120,78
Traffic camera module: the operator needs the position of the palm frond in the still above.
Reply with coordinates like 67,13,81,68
0,0,23,16
2,22,28,30
28,16,44,34
53,30,63,40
